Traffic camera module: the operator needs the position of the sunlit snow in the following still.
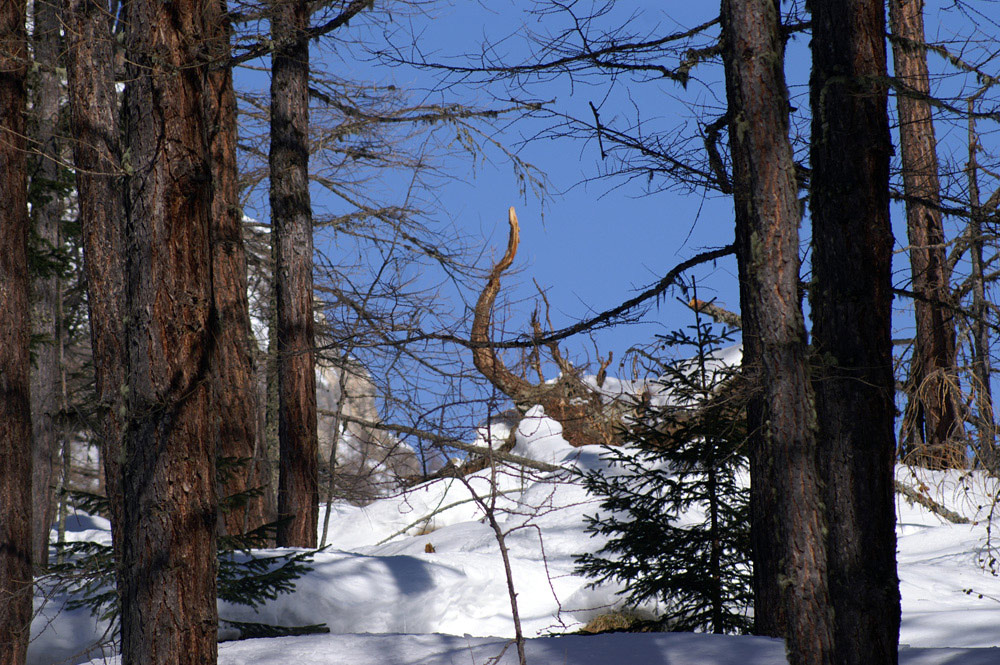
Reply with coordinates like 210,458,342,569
28,402,1000,665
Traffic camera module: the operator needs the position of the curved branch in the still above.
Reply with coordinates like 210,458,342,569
470,207,534,399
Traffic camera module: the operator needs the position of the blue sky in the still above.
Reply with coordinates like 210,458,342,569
327,0,744,368
235,0,999,426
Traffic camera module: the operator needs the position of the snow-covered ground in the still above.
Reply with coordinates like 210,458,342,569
28,405,1000,665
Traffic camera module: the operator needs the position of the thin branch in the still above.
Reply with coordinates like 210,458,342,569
406,243,736,351
486,242,736,348
228,0,375,68
330,412,564,473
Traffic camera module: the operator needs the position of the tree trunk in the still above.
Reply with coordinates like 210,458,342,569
720,0,834,661
119,2,218,663
270,0,319,548
205,0,269,538
889,0,964,469
0,3,33,662
265,293,281,518
64,0,126,566
966,102,997,471
28,0,65,569
809,0,901,663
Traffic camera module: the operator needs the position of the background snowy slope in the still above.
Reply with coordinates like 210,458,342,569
29,404,1000,664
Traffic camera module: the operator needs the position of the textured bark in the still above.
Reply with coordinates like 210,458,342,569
470,209,621,448
206,0,268,537
271,0,319,548
470,209,533,401
28,0,64,569
119,1,218,663
0,3,33,663
809,0,901,663
889,0,963,469
720,1,833,660
265,298,281,512
64,0,125,562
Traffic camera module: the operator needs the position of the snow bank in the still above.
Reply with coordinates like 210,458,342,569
28,411,1000,664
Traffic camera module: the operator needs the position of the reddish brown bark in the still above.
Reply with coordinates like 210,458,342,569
271,0,319,548
0,3,33,663
205,0,270,537
810,0,901,662
890,0,964,469
119,1,218,663
28,0,65,569
64,0,125,554
720,1,833,660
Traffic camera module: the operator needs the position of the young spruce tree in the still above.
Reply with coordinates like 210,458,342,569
576,307,752,634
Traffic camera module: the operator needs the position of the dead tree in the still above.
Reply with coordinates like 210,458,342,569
890,0,964,469
471,207,619,448
965,91,998,471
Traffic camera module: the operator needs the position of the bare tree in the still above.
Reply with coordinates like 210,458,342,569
964,88,999,470
224,1,555,507
809,0,900,662
118,1,219,662
890,0,964,469
0,2,33,663
720,0,833,659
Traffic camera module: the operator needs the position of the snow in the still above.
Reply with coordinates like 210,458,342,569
28,406,1000,665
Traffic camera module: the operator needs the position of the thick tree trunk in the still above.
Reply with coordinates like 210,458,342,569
119,2,218,664
0,3,33,663
64,0,125,564
720,1,833,661
28,0,65,569
205,0,269,538
809,1,901,663
889,0,964,469
270,0,319,548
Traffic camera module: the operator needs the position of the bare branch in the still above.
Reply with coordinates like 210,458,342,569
229,0,375,68
331,412,564,473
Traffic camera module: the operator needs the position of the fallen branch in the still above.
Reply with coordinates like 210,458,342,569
893,479,970,524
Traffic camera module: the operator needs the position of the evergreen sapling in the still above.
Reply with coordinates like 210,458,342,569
49,462,329,641
576,307,752,634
